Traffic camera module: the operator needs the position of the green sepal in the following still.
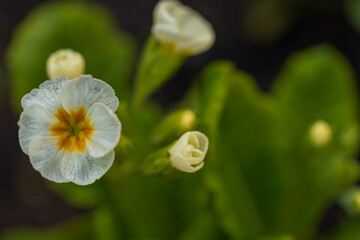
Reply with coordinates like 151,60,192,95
142,143,183,178
133,36,186,109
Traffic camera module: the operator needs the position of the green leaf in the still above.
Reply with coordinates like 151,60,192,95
92,207,121,240
0,215,93,240
47,181,101,208
109,175,181,239
7,1,137,112
272,44,360,238
272,44,359,155
195,60,235,137
323,219,360,240
130,101,163,164
257,234,296,240
178,204,225,240
191,61,291,238
207,72,298,239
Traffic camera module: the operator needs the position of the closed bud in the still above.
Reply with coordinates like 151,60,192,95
169,131,208,173
152,109,196,144
181,110,196,130
309,120,332,147
46,49,85,79
143,131,209,177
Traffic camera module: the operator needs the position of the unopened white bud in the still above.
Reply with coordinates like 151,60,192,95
152,0,215,55
309,120,332,147
169,131,208,173
46,49,85,79
180,110,195,130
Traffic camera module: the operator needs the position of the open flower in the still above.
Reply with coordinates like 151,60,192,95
152,0,215,55
18,75,121,185
47,49,85,79
168,131,209,173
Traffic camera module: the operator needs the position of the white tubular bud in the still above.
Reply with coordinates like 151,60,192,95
152,0,215,55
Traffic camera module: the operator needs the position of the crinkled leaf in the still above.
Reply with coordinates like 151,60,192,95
191,62,296,238
272,44,359,155
7,1,136,112
272,44,360,238
207,72,298,238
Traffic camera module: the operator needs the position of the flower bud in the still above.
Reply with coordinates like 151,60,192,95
181,110,196,130
168,131,208,173
309,120,332,147
152,109,196,144
152,0,215,55
46,49,85,79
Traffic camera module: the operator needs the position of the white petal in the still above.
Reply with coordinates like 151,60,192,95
187,149,205,165
153,0,179,23
60,75,119,113
61,150,114,185
168,131,189,155
86,103,121,158
170,153,204,173
18,104,57,155
168,131,208,173
190,131,209,153
21,77,70,112
152,24,182,42
28,136,68,183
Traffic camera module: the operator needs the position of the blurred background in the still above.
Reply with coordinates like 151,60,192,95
1,0,360,239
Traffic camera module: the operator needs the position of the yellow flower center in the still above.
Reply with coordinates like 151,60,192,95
49,107,95,152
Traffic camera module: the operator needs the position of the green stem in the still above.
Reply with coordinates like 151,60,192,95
97,178,128,238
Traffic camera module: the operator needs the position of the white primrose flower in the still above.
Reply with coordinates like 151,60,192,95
47,49,85,79
18,75,121,185
152,0,215,55
168,131,208,173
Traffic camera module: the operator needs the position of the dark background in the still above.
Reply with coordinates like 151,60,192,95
0,0,359,233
